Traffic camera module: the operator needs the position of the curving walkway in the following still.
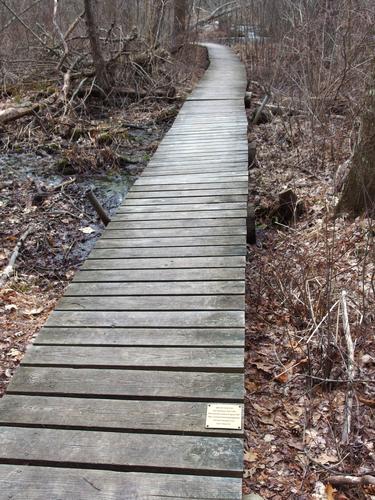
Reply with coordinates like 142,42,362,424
0,43,248,499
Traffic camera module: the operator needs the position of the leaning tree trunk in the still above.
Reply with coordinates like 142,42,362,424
84,0,109,92
336,66,375,217
173,0,188,48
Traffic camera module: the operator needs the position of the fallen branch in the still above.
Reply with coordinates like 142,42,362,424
327,474,375,486
0,103,39,125
341,290,356,445
86,189,110,226
196,1,239,26
0,228,32,288
253,94,270,125
253,101,303,116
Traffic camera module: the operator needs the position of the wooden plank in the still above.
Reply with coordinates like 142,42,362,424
126,188,248,198
45,310,245,328
106,218,247,230
34,327,244,346
142,167,247,176
111,210,247,221
116,203,247,213
125,195,247,205
0,396,243,435
94,236,246,248
135,174,248,186
102,226,246,238
0,465,242,499
74,268,245,281
81,256,246,270
66,281,245,295
82,256,246,272
131,181,248,192
8,367,244,400
55,295,244,311
0,427,243,475
22,346,244,371
88,246,246,259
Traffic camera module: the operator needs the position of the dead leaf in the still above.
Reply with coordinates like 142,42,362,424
8,348,22,359
274,358,308,383
79,226,95,234
5,304,17,312
316,452,338,465
288,440,304,451
244,450,259,463
325,483,336,500
275,371,289,383
23,307,44,316
246,381,258,392
263,434,275,442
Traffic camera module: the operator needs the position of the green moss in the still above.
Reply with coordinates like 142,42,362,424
97,132,113,145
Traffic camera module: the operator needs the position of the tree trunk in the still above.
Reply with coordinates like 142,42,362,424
83,0,109,92
173,0,188,48
336,67,375,216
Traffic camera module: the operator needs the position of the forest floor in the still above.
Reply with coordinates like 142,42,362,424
0,46,208,396
243,84,375,499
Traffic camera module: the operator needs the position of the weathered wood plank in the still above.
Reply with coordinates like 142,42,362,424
88,246,246,259
116,203,247,213
106,218,247,230
66,281,245,295
45,310,244,328
55,295,244,311
102,226,246,238
125,195,248,205
127,188,248,199
22,346,244,371
0,396,243,435
131,181,248,192
135,174,248,186
0,466,242,499
111,210,247,221
82,256,246,270
74,268,245,281
143,167,247,176
34,327,244,346
0,427,243,475
95,236,246,248
8,367,244,400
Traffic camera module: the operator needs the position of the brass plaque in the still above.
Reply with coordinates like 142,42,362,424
205,404,242,430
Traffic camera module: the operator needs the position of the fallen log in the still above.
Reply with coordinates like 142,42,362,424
327,475,375,487
0,103,39,125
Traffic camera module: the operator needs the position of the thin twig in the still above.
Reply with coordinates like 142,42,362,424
341,290,356,445
0,228,32,288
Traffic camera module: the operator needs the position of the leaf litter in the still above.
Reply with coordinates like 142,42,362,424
244,93,375,499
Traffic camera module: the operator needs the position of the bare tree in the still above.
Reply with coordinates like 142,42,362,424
336,64,375,216
83,0,109,91
173,0,188,47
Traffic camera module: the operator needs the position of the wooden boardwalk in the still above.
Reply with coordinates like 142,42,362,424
0,43,248,499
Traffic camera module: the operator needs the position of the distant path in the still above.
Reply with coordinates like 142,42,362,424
0,43,248,499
